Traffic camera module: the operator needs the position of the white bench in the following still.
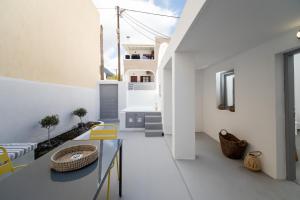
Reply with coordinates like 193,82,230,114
0,143,37,181
0,143,37,161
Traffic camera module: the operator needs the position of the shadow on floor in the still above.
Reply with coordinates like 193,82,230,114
98,131,300,200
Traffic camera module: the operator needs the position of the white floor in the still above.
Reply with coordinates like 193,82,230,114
98,131,300,200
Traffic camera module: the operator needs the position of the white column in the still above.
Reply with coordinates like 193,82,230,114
162,67,172,135
172,53,196,159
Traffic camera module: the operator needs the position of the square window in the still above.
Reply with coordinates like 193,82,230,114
216,70,235,112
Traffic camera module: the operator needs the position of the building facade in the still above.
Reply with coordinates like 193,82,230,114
123,37,169,84
159,0,300,180
0,0,100,143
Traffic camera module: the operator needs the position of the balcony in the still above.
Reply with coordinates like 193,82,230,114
128,82,156,90
125,54,154,60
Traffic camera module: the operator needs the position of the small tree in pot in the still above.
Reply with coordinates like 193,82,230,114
39,115,59,146
73,108,87,127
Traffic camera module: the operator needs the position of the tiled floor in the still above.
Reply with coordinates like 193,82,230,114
97,131,191,200
98,131,300,200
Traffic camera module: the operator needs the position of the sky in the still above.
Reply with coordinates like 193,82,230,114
92,0,186,73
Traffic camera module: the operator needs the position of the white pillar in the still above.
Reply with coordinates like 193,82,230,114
172,53,195,159
162,67,172,135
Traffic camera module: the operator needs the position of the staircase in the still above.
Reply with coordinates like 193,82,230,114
145,112,164,137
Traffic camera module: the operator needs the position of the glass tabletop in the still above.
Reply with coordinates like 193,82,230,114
0,139,122,200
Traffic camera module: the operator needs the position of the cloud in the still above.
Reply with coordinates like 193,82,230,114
92,0,178,73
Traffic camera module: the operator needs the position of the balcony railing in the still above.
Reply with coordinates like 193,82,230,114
125,54,154,60
128,82,156,90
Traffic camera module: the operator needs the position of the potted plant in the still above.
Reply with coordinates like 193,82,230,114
73,108,87,128
39,115,59,146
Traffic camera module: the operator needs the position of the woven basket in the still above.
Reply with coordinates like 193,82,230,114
244,151,262,172
51,144,98,172
219,129,248,159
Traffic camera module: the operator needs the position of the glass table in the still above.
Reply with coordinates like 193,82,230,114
0,139,123,200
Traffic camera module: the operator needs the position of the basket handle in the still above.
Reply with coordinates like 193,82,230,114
249,151,262,157
219,129,228,135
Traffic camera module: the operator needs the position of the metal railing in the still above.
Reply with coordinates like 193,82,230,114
128,82,156,90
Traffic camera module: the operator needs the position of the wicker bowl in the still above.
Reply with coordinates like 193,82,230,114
51,144,98,172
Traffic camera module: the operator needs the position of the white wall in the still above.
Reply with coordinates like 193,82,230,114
195,70,204,132
125,70,155,82
160,0,206,68
127,90,158,108
98,81,127,120
0,77,99,143
162,67,172,135
172,53,196,159
197,28,300,179
295,53,300,129
118,81,128,114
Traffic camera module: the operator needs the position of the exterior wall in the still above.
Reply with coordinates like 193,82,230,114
0,0,101,143
0,0,100,88
154,37,170,65
162,67,173,135
98,81,127,120
125,48,153,55
127,90,158,108
198,28,300,179
160,0,206,69
125,70,155,82
124,59,156,75
172,53,196,159
0,77,99,143
157,42,170,112
195,70,204,132
295,54,300,129
124,37,170,76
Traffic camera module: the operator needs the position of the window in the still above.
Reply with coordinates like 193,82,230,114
142,54,154,60
141,76,151,82
217,70,235,112
131,54,140,59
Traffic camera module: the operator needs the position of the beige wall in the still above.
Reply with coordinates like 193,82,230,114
126,48,153,55
124,59,156,75
126,70,155,82
0,0,100,88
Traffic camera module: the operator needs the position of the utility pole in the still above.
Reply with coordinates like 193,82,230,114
116,6,121,81
100,25,104,80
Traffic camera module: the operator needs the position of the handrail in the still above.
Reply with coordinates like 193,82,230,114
128,82,156,90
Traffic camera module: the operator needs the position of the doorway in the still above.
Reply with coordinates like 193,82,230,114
141,76,151,82
130,76,138,82
100,84,118,121
284,48,300,183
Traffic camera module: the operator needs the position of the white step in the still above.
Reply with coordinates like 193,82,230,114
145,129,164,137
145,122,163,130
145,116,162,123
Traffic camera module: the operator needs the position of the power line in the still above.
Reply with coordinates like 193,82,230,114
122,13,165,38
122,12,169,38
121,17,155,41
122,8,180,18
96,7,180,18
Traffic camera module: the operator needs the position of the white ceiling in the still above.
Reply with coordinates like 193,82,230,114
176,0,300,68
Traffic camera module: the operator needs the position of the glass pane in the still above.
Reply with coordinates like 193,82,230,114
226,74,234,106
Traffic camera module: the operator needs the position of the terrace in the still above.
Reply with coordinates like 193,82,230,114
1,0,300,199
